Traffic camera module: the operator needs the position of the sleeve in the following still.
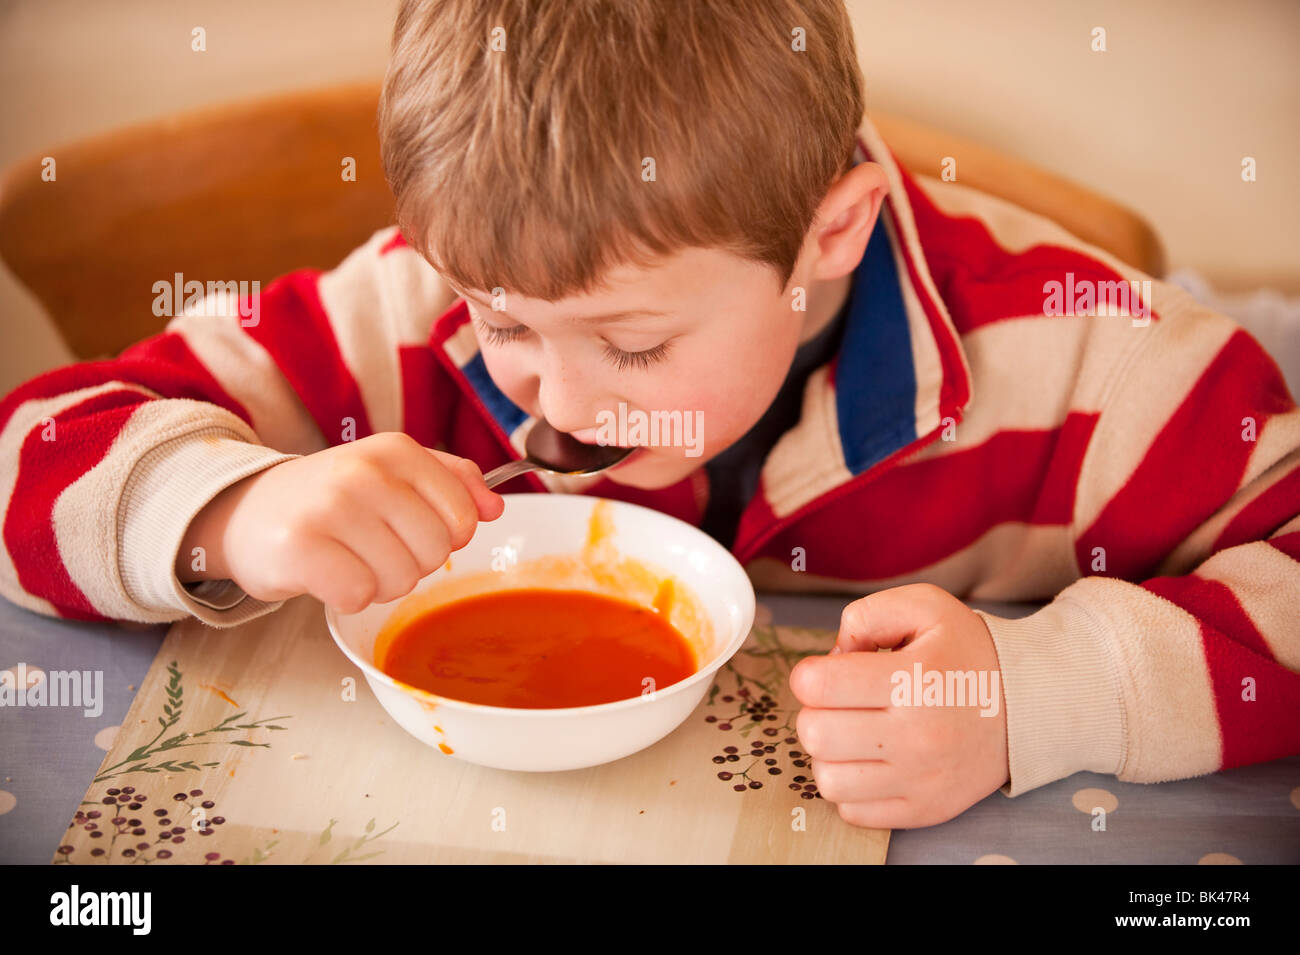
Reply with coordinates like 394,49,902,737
972,283,1300,796
0,226,461,628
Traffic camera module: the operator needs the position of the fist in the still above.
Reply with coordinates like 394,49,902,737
193,432,504,613
789,583,1010,829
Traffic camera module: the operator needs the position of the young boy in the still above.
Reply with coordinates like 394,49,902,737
2,0,1297,830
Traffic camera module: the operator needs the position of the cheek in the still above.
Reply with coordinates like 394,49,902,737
479,351,533,406
687,330,796,441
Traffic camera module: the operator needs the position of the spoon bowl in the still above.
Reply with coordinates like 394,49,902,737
483,419,636,489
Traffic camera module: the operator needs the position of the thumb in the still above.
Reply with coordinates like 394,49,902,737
427,449,506,521
835,583,948,654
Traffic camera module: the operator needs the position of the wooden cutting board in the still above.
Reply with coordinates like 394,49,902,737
53,595,889,864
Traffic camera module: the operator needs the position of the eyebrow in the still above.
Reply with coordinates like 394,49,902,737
456,289,669,324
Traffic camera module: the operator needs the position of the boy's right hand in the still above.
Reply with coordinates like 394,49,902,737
176,432,505,613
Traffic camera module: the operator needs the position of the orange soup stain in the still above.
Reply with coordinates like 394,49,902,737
376,588,697,708
201,684,239,707
652,578,675,616
438,742,454,754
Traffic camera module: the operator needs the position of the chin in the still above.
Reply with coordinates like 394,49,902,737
602,450,701,491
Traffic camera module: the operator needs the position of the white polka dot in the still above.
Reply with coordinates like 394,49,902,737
1289,787,1300,811
94,725,120,751
974,854,1017,864
753,603,773,627
1072,787,1118,814
0,791,15,815
1,664,45,689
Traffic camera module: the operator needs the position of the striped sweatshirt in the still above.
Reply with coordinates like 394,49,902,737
2,115,1297,797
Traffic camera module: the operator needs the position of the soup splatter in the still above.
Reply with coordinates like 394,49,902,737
376,588,697,709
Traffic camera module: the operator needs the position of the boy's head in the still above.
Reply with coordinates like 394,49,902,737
379,0,887,490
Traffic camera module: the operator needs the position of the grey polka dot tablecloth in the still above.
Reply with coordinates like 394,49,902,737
1,591,1296,864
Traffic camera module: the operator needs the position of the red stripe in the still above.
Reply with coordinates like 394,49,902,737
1079,330,1293,580
752,417,1096,580
1212,458,1300,554
1,332,251,435
905,176,1156,336
734,474,781,560
1196,616,1300,770
241,271,374,445
380,230,409,255
5,389,151,621
397,345,452,447
1268,530,1300,562
1142,575,1275,662
888,166,969,413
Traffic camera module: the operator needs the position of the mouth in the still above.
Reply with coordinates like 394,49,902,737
567,427,639,451
608,446,647,470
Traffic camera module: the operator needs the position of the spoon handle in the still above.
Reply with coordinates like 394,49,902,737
483,458,541,489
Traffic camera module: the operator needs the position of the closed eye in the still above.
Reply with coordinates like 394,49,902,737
470,315,673,371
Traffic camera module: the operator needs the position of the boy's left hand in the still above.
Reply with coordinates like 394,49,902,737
788,583,1010,829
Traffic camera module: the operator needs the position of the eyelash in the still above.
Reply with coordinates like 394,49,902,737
471,317,672,370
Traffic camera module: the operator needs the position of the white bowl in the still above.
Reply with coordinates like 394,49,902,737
324,493,756,771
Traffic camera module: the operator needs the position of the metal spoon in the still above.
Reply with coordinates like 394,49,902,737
483,419,636,489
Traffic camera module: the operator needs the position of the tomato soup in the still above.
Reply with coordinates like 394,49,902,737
376,588,697,708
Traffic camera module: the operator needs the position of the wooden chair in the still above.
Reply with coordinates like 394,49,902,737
0,81,1166,360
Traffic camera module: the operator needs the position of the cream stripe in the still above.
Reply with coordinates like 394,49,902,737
1061,576,1223,783
759,366,851,519
51,399,271,621
443,320,480,370
1075,293,1240,532
975,592,1128,794
913,317,1099,456
375,233,462,346
0,382,159,619
744,522,1076,601
1193,541,1300,672
315,230,406,436
1243,407,1300,489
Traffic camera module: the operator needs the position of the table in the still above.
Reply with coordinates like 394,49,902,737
2,590,1296,864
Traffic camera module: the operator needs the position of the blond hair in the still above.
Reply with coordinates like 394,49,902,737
379,0,864,300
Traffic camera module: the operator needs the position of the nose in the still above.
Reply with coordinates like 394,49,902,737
533,359,608,436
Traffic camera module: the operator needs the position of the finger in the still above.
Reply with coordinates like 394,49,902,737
807,757,897,804
292,534,378,615
397,452,487,549
373,480,454,576
789,652,896,708
427,449,506,523
833,798,914,830
335,519,423,606
836,583,952,654
795,706,895,761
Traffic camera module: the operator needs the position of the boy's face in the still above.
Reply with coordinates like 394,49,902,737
446,161,888,491
450,248,810,490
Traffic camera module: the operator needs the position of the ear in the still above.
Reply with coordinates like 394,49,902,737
807,162,889,282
